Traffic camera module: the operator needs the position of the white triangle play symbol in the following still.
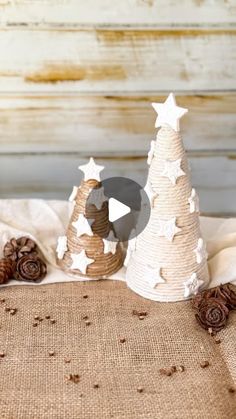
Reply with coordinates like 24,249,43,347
108,198,131,223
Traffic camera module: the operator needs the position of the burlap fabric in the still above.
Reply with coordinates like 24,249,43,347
0,280,235,419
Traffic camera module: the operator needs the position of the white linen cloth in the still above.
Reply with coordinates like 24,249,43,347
0,199,235,288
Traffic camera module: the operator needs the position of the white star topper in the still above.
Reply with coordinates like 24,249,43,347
79,157,104,182
152,93,188,132
183,273,204,298
72,214,94,237
102,230,118,255
56,236,68,260
70,250,94,274
194,238,208,264
161,158,186,185
156,217,181,242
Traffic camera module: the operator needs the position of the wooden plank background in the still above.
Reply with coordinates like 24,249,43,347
0,0,235,215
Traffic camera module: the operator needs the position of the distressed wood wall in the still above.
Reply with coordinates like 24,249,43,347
0,0,236,214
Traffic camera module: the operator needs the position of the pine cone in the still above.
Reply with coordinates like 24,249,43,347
218,284,236,310
0,258,15,284
195,297,229,333
4,237,38,262
14,255,47,283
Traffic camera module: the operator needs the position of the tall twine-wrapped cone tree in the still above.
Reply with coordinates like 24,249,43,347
56,158,123,279
126,93,210,302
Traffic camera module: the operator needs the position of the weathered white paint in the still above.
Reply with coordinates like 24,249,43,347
0,93,235,153
0,0,235,27
0,154,236,214
0,29,235,92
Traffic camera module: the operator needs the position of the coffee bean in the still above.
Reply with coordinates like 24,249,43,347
0,298,5,303
85,320,91,326
45,315,50,319
0,352,5,358
82,315,88,320
5,307,10,312
64,358,71,364
159,368,172,376
170,366,177,373
50,319,56,324
34,315,40,320
83,295,88,299
137,386,144,393
228,387,235,394
10,309,17,315
178,365,185,372
139,315,145,320
93,383,99,389
120,338,126,343
32,322,38,327
200,361,210,369
49,351,55,357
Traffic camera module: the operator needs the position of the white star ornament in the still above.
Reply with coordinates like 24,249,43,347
152,92,188,132
56,236,68,260
157,217,181,242
72,214,94,237
188,188,199,214
147,140,155,165
87,186,108,210
183,273,204,298
124,230,137,267
144,181,158,208
194,238,208,264
69,186,79,202
70,251,94,274
79,157,104,182
161,158,186,185
103,231,118,255
145,264,165,289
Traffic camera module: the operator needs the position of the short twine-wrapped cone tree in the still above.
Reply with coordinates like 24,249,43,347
126,93,210,302
57,158,123,279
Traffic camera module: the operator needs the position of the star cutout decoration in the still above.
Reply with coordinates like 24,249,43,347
152,93,188,132
102,230,118,255
70,250,94,274
69,186,79,202
161,158,186,185
79,157,104,182
56,236,68,260
194,238,208,264
144,181,158,208
72,214,94,237
124,230,137,267
147,140,156,165
156,217,181,242
145,264,165,289
188,188,200,214
183,273,204,298
87,186,108,210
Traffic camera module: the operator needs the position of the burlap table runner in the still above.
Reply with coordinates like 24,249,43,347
0,280,235,419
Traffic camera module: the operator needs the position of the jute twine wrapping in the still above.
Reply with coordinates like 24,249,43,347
126,125,210,302
59,179,123,279
0,282,235,419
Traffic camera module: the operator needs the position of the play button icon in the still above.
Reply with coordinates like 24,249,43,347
108,198,131,222
86,176,151,242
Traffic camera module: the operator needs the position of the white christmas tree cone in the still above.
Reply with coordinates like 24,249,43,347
126,96,209,302
57,158,123,280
